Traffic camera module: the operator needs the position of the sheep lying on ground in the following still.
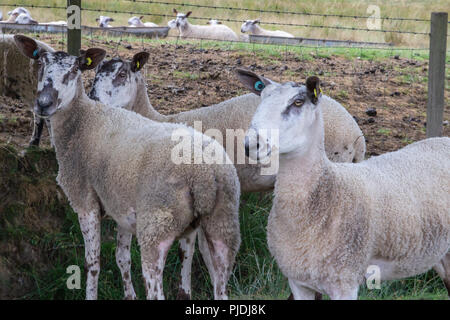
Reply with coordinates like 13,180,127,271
241,20,294,38
0,34,55,146
14,13,38,24
15,35,241,300
173,9,239,41
244,75,450,299
96,16,114,28
128,16,158,27
90,56,365,193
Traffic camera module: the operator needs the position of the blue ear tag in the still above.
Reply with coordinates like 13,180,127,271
32,49,39,58
254,80,265,91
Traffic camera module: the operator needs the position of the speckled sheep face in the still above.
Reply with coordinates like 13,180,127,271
89,52,149,109
174,11,191,29
241,20,258,33
14,35,106,118
238,69,322,158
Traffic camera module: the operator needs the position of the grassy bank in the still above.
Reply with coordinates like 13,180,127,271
1,0,449,47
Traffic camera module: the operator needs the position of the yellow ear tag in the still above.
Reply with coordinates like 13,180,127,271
86,57,92,66
136,61,140,69
314,88,317,98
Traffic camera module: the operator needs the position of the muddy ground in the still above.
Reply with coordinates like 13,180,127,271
0,36,448,299
1,36,449,154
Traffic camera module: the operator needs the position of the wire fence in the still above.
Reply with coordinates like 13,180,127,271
0,1,448,150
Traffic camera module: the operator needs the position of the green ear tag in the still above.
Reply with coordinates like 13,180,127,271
136,61,140,69
86,57,92,66
254,80,265,91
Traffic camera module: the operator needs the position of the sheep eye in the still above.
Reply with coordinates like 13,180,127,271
293,99,304,107
254,81,265,92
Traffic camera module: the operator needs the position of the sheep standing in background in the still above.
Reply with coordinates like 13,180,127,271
241,19,294,38
15,35,241,300
173,9,239,41
0,35,55,146
244,75,450,299
90,58,365,193
96,16,114,28
128,16,158,27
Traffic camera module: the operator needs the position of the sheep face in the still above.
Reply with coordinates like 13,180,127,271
89,52,149,109
241,20,259,33
237,69,322,159
14,35,105,118
8,7,30,16
174,11,192,29
128,16,144,27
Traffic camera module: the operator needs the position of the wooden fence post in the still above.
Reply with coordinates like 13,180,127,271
427,12,447,138
67,0,81,56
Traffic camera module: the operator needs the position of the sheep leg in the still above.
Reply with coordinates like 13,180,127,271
44,118,54,147
29,113,44,146
177,228,198,300
141,236,175,300
78,209,101,300
328,287,359,300
288,279,316,300
197,228,216,285
433,252,450,298
200,229,234,300
116,226,136,300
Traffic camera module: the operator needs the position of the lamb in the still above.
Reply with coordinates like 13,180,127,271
89,56,366,194
167,19,177,29
0,35,55,146
173,9,239,41
14,35,241,300
96,16,114,28
8,7,30,17
243,74,450,300
128,16,158,27
241,20,294,38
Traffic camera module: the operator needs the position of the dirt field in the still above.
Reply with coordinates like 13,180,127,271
1,36,448,156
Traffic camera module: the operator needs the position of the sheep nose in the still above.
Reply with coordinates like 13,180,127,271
37,95,53,109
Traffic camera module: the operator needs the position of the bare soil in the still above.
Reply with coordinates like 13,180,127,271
1,36,448,156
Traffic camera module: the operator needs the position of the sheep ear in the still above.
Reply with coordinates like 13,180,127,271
253,20,260,24
78,48,106,71
217,21,222,24
131,52,149,72
95,18,99,22
14,35,43,60
173,8,178,15
235,68,271,96
306,76,321,105
186,11,192,18
140,16,144,20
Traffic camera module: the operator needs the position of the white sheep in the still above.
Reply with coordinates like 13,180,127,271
167,19,177,29
173,9,239,41
8,7,30,17
128,16,158,27
90,58,365,194
96,16,114,28
0,35,55,146
14,13,38,24
241,19,294,38
243,75,450,300
15,35,241,300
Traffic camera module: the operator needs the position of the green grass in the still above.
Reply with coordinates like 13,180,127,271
1,0,449,47
11,191,447,300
